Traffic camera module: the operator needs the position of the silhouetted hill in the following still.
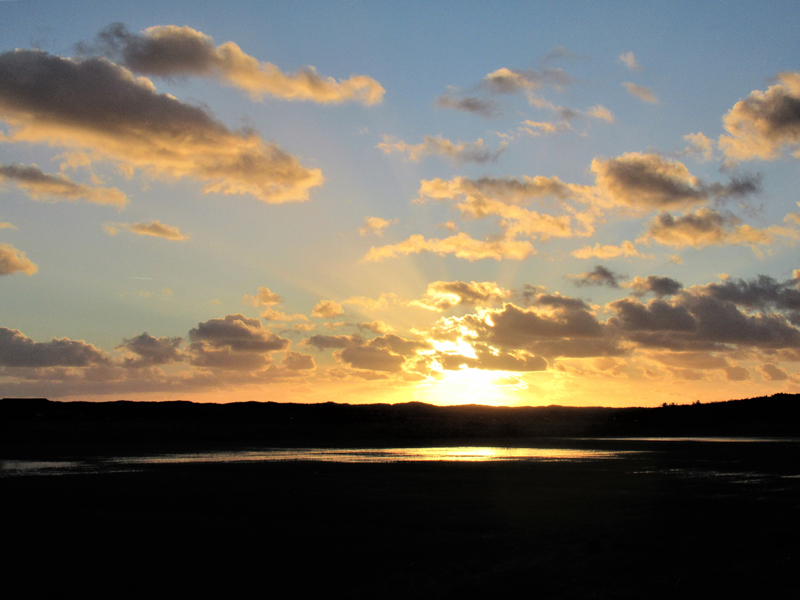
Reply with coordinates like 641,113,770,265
2,393,799,458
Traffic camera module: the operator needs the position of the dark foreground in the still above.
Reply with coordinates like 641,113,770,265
5,439,799,599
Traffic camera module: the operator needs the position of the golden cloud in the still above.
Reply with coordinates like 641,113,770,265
0,50,323,203
89,23,385,105
361,232,535,262
0,243,38,275
719,72,800,160
105,220,188,240
0,163,127,206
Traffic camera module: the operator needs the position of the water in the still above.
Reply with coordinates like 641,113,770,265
0,446,631,476
3,438,798,478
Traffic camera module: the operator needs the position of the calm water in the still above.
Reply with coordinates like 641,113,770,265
1,446,631,476
2,438,797,478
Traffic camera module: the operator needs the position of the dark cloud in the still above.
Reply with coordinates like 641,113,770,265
608,292,800,351
758,363,789,381
81,23,385,105
433,94,499,117
431,296,623,359
305,334,362,350
117,332,183,368
281,351,315,371
641,208,785,249
570,265,624,288
694,274,800,313
0,49,322,203
306,332,429,373
337,345,406,372
0,327,108,367
625,275,683,297
720,72,800,160
0,163,127,206
608,298,696,333
189,314,289,353
591,153,761,211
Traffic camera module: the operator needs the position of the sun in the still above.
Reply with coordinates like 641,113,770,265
413,364,526,406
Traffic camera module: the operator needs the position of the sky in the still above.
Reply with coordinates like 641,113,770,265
1,0,800,407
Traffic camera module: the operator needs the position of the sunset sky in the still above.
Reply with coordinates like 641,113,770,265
2,1,800,406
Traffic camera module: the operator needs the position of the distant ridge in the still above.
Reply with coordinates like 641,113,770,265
2,393,798,458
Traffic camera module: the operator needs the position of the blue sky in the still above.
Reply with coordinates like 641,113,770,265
1,1,799,405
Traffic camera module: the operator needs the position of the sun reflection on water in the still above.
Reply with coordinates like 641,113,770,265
0,446,629,476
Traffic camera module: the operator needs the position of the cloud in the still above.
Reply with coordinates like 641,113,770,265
281,350,315,371
585,105,615,123
105,220,188,240
410,280,512,311
357,321,393,334
608,292,800,352
543,46,589,63
376,135,505,164
305,333,360,350
719,72,800,160
187,314,290,370
311,300,344,318
435,344,548,372
590,153,759,211
305,331,430,374
85,23,385,105
622,82,658,104
362,232,535,262
481,67,571,94
624,275,683,297
337,333,430,373
117,332,183,367
758,363,789,381
433,94,499,117
359,216,395,237
419,175,572,205
430,296,624,359
0,222,17,229
0,243,38,275
259,307,309,322
0,49,323,203
189,314,289,352
571,240,652,259
342,293,402,311
691,274,800,317
725,365,751,381
416,175,580,240
0,327,108,367
618,52,641,71
243,287,282,306
519,119,567,136
681,132,715,162
521,95,614,131
570,265,624,288
0,163,127,206
640,208,795,249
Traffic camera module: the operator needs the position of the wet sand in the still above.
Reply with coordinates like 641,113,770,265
5,439,799,598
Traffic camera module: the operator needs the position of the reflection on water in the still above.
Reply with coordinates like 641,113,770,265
0,446,629,476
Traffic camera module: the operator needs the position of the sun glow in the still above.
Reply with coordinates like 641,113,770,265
415,364,526,406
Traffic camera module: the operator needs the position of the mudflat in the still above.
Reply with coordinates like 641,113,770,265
5,439,799,598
